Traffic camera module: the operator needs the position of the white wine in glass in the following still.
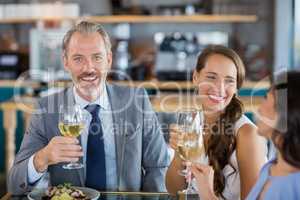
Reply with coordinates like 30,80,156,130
177,132,205,162
59,104,86,169
176,108,204,194
58,123,85,137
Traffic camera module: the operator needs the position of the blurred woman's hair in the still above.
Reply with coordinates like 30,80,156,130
195,45,245,198
271,71,300,168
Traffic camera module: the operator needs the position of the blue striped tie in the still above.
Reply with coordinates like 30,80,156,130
85,104,106,190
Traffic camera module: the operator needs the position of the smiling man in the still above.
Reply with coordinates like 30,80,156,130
63,26,112,102
7,21,170,194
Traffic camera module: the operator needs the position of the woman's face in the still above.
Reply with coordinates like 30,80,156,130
256,90,277,139
193,53,238,115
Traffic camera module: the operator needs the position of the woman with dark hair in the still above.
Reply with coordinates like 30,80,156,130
243,71,300,199
166,45,267,200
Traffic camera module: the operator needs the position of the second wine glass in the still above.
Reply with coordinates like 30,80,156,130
176,108,204,194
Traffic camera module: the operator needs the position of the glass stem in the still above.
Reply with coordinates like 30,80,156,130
186,167,193,194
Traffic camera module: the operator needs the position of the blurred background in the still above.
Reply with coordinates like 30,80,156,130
0,0,297,195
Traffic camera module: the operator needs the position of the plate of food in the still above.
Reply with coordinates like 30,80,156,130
27,183,100,200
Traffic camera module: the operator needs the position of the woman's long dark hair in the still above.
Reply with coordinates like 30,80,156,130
271,71,300,168
195,45,245,199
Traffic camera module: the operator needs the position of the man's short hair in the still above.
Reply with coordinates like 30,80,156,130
62,21,111,57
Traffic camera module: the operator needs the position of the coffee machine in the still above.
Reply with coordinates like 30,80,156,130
154,31,229,81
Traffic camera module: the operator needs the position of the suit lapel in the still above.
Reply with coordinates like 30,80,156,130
106,84,127,190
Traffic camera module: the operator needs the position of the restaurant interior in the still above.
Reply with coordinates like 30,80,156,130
0,0,298,198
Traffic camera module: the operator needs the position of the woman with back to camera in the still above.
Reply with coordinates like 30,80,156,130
244,71,300,199
166,45,267,200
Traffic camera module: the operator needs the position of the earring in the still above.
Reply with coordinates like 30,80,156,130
193,86,199,96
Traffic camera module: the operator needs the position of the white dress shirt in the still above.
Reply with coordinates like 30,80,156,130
28,85,118,190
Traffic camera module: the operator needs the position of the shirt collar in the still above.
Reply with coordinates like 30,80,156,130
73,84,110,110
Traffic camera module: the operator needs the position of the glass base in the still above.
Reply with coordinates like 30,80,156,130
181,187,195,194
63,162,84,169
178,190,198,200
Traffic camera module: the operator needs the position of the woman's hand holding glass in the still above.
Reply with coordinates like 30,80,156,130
190,163,218,200
170,109,205,194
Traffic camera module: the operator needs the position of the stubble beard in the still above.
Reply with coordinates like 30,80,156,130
73,76,105,102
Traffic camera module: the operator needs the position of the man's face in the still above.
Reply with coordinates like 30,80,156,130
63,32,112,100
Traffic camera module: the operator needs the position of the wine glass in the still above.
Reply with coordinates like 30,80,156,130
176,108,204,194
58,104,86,169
